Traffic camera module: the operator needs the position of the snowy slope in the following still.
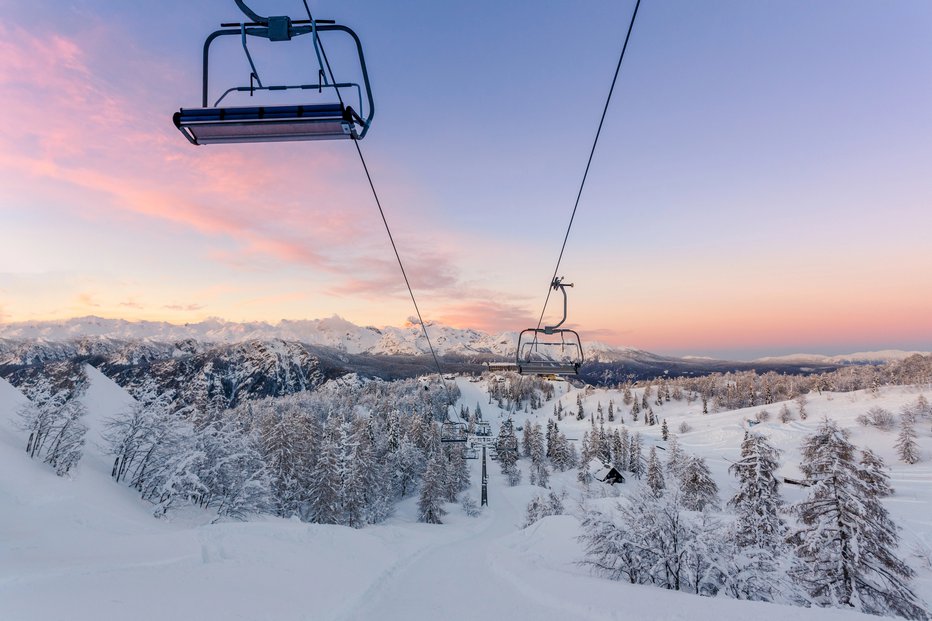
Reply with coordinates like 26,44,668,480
2,371,929,620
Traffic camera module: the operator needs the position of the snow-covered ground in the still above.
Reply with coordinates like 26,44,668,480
2,371,929,620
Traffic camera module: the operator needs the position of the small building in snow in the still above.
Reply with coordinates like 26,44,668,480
587,458,625,485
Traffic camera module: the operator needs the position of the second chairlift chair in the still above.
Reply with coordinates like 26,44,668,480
516,277,584,376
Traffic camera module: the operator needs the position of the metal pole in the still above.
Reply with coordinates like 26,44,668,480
481,445,488,507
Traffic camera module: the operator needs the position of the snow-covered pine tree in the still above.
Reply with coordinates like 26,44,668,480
666,434,686,479
795,394,808,420
728,432,785,550
789,418,928,619
341,422,368,528
613,428,628,472
661,419,669,441
726,432,788,601
307,422,342,524
896,413,920,464
528,423,550,488
857,448,893,498
392,436,426,497
496,419,521,486
629,433,644,480
522,419,533,457
646,445,665,496
680,455,719,511
418,450,447,524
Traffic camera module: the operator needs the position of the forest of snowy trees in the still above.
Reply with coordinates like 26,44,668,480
579,421,930,620
8,353,931,619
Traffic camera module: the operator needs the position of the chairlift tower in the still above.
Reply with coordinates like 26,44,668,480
481,445,488,507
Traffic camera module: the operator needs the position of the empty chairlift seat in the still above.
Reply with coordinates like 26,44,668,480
515,277,584,376
174,103,356,145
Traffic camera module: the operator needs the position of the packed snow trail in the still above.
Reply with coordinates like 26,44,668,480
334,461,600,621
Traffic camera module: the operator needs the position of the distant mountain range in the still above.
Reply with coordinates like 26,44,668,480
1,316,927,393
0,316,925,364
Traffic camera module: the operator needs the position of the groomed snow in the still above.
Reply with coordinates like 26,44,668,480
2,372,929,620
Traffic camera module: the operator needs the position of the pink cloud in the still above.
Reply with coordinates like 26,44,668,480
0,21,532,327
164,303,204,312
434,300,536,333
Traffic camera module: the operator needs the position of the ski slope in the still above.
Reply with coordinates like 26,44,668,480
1,372,929,620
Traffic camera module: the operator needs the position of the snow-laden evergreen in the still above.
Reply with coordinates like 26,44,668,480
789,419,928,619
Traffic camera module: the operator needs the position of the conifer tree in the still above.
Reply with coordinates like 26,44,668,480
496,419,521,486
418,450,447,524
728,432,785,550
308,430,342,524
795,394,808,420
857,448,893,498
666,434,686,479
680,455,719,511
726,433,788,602
646,446,665,496
661,419,669,441
896,414,920,464
629,433,644,479
789,419,927,619
612,429,627,471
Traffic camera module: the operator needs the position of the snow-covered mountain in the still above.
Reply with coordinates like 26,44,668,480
3,316,924,365
0,315,519,357
754,350,931,365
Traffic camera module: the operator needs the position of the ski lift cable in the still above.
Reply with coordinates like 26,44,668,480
532,0,642,333
302,0,457,420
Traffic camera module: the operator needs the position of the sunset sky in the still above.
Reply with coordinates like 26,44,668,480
1,0,931,359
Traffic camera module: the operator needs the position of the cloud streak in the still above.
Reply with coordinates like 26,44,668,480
0,21,520,325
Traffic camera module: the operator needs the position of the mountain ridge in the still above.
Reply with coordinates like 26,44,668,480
1,315,925,365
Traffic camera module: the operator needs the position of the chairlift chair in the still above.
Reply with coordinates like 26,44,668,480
475,421,491,437
174,0,373,145
516,277,584,376
441,421,468,444
464,446,480,460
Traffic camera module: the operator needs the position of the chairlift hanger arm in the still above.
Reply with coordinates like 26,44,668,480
234,0,267,24
545,277,573,333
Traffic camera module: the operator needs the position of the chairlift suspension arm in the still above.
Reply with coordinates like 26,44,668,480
234,0,267,24
545,277,573,333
